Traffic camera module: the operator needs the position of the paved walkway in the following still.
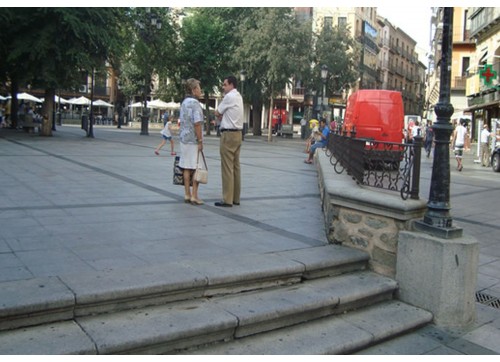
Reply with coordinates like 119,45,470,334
0,125,499,354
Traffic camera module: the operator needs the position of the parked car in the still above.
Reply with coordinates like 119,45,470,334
492,145,500,172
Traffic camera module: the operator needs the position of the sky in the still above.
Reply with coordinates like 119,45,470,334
376,6,433,64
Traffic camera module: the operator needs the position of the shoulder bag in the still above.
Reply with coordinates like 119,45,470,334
193,151,208,184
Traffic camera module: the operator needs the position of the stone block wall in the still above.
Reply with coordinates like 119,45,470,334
328,207,405,277
316,151,427,278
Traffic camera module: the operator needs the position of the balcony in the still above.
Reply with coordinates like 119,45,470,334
451,76,466,90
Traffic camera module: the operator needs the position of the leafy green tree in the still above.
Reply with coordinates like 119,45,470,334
235,8,313,137
178,8,234,135
0,8,126,136
314,24,359,99
120,7,179,134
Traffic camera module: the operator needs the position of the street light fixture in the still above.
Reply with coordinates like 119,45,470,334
136,8,162,136
415,7,463,239
320,64,328,119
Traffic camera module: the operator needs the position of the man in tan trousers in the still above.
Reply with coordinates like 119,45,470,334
214,75,244,207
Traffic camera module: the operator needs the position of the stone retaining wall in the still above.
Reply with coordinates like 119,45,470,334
316,151,427,278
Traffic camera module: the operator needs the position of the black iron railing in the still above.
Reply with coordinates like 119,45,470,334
325,129,423,200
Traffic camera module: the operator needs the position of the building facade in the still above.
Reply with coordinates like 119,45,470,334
464,7,500,141
426,7,477,128
377,17,425,116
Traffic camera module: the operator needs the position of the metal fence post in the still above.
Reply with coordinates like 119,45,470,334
411,134,423,199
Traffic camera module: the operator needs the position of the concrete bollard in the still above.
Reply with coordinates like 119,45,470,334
396,230,479,327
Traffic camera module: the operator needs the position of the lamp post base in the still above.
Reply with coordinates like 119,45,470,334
140,115,149,136
414,219,463,239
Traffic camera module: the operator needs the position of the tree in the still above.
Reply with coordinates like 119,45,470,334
178,8,234,135
0,8,126,136
314,23,360,99
119,7,179,135
235,8,313,137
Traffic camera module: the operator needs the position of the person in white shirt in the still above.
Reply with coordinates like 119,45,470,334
480,124,491,167
451,119,467,171
214,75,244,207
154,118,176,156
300,117,307,140
411,120,421,141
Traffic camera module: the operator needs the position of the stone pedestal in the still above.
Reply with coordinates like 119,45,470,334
396,230,479,327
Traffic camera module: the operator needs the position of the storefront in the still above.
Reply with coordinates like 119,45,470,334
464,87,500,142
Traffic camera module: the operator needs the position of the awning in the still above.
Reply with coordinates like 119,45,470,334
479,50,488,64
464,99,500,112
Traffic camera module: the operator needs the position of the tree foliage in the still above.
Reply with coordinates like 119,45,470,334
0,7,361,137
178,8,234,133
0,8,126,135
314,24,360,96
119,8,179,107
235,8,313,134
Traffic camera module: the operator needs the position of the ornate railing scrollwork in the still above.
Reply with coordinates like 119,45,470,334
325,130,422,200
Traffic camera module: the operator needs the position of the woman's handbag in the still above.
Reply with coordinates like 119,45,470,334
173,156,185,185
193,151,208,184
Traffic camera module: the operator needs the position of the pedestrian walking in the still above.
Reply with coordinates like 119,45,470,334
480,124,491,167
423,120,434,158
300,116,307,140
162,111,169,126
178,78,204,205
214,75,244,207
154,118,176,156
410,120,421,142
451,119,467,172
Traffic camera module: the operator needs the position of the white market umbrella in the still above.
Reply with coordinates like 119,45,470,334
13,92,43,103
165,101,181,110
55,95,69,104
129,101,144,108
68,96,91,106
147,99,169,109
93,99,114,107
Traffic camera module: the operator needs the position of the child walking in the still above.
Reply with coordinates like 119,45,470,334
155,119,176,156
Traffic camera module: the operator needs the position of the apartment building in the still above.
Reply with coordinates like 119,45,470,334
292,7,424,122
377,17,426,116
464,7,500,140
426,7,476,125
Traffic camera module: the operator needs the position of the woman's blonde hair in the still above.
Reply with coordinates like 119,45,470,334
185,78,200,94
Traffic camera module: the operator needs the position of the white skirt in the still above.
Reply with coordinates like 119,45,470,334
179,143,199,170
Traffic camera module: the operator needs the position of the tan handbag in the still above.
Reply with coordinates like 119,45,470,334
193,151,208,184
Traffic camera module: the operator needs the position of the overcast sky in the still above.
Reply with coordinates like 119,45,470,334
377,6,433,63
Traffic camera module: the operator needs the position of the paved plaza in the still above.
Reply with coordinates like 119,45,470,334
0,124,499,354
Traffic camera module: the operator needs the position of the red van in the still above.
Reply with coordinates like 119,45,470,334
272,109,288,128
343,90,404,144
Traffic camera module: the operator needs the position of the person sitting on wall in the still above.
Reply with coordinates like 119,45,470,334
304,118,329,164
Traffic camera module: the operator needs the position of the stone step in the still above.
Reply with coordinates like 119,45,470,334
0,245,369,332
186,300,433,355
0,270,400,354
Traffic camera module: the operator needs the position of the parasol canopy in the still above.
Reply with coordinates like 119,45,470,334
68,96,91,106
93,99,114,107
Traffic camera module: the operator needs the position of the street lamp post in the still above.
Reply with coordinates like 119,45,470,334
136,8,162,136
240,70,246,140
415,7,462,239
320,64,328,119
321,64,328,116
88,68,95,138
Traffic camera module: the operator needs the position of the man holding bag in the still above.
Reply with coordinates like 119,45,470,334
214,75,244,207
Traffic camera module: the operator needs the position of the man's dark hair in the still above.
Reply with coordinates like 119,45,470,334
225,75,238,88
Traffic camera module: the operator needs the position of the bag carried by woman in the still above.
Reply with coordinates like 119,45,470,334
193,151,208,184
